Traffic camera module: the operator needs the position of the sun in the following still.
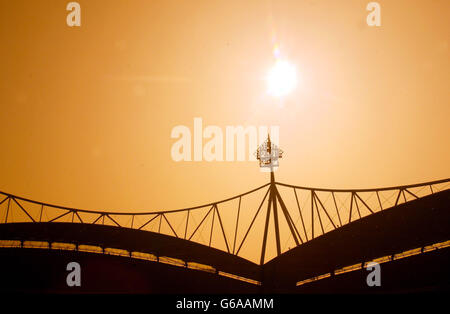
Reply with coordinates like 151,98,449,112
266,59,298,97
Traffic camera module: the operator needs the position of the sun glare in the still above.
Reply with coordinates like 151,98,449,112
266,59,297,97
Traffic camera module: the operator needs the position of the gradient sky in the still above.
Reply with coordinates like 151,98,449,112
0,0,449,213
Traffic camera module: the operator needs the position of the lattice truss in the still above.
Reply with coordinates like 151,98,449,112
0,179,448,264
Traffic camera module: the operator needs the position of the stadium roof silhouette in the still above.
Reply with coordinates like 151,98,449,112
0,178,448,293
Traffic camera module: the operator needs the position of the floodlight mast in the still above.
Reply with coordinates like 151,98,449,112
255,134,284,264
255,134,283,183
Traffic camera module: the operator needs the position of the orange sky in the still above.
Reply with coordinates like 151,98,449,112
0,0,449,213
